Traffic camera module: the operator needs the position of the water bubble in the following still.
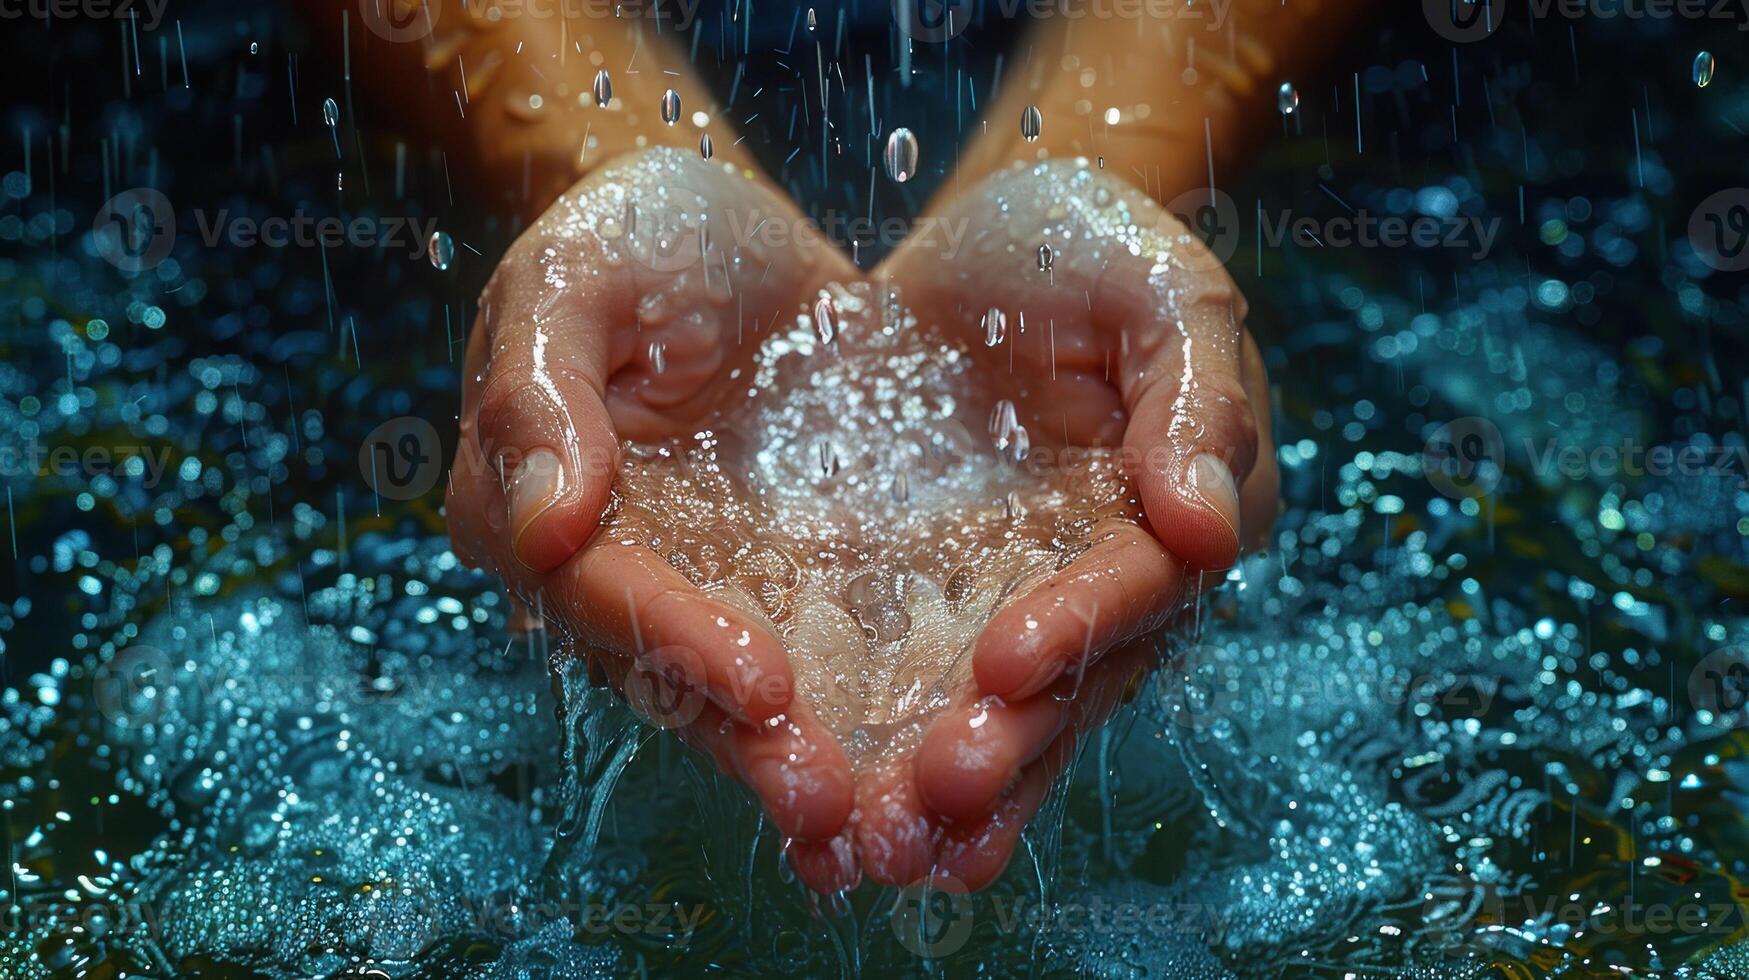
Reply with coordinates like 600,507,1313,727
883,128,918,183
1036,243,1053,272
699,133,714,160
1277,82,1300,115
592,69,613,107
661,89,682,125
1694,50,1716,88
814,296,838,346
981,308,1007,347
648,340,667,375
426,231,454,271
1020,104,1043,142
321,97,339,128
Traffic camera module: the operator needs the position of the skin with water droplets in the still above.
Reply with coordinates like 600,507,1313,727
603,284,1141,771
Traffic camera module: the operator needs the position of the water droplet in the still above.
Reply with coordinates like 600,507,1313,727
661,89,682,125
648,340,667,374
1005,490,1025,518
699,133,714,160
1020,104,1043,142
1694,50,1716,88
1277,81,1300,115
249,41,258,55
1036,243,1053,272
807,7,817,32
1006,425,1031,465
813,296,837,345
981,308,1007,347
892,470,909,503
321,97,339,128
883,127,918,183
592,69,613,107
426,231,454,271
989,399,1018,439
816,441,840,478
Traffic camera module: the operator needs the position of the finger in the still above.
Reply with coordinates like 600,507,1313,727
787,833,861,895
914,694,1064,825
544,539,794,722
918,638,1156,823
970,519,1186,701
729,702,855,842
932,764,1051,892
854,763,939,887
471,273,620,575
1116,252,1259,572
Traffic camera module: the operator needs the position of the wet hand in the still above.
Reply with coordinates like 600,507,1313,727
853,161,1279,889
445,148,861,867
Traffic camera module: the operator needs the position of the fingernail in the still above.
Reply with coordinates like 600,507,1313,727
509,449,565,566
1189,453,1241,542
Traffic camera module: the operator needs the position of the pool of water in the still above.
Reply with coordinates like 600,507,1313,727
2,3,1749,978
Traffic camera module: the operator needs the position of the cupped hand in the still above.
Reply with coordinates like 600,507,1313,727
852,161,1280,889
444,148,862,877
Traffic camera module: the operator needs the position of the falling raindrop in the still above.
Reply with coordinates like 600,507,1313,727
1006,425,1031,465
648,340,667,375
592,69,613,107
249,41,259,55
816,441,840,478
981,308,1007,347
1020,104,1043,142
892,470,909,504
1277,81,1300,115
699,133,714,160
1005,491,1025,519
813,296,838,346
1694,50,1716,88
883,127,918,183
807,7,817,32
660,89,682,125
426,231,455,271
321,97,339,128
1036,243,1053,272
989,399,1019,441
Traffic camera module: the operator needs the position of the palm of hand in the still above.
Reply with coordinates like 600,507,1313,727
447,150,1275,894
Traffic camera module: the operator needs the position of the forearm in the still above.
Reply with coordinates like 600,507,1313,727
307,1,756,218
937,0,1375,210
